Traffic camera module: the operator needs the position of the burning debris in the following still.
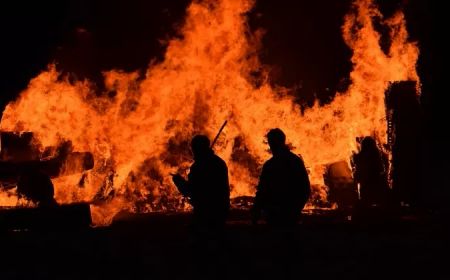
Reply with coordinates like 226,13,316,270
0,0,419,225
0,132,94,229
385,81,422,207
0,132,94,205
324,160,357,210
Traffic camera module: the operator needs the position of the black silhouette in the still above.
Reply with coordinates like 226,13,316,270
252,128,310,226
171,135,230,278
172,135,230,229
352,136,390,207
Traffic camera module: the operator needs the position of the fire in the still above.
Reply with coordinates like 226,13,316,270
0,0,418,225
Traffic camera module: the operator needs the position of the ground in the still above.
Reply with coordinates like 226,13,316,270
0,209,447,280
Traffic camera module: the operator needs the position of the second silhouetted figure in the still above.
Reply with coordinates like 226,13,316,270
172,135,230,230
252,128,311,226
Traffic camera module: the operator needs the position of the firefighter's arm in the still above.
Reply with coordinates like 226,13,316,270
171,174,190,197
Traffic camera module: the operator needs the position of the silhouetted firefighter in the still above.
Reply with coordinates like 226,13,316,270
171,134,230,279
252,128,310,226
352,136,390,207
172,135,230,230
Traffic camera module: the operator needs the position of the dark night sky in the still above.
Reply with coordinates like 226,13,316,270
0,0,440,158
0,0,432,104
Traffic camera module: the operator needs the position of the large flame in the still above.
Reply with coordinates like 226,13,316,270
0,0,418,225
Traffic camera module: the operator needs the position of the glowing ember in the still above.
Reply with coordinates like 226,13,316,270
0,0,419,225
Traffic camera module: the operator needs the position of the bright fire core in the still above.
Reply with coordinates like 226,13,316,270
0,0,419,225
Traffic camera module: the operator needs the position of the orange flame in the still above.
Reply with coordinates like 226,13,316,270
0,0,419,225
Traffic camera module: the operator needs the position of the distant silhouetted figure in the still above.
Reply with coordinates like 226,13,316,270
172,135,230,230
252,128,310,226
352,136,390,207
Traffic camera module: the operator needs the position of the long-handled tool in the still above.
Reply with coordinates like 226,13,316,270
170,120,228,177
210,120,228,149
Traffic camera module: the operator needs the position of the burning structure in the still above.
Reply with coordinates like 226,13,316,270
0,0,419,225
385,81,422,207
